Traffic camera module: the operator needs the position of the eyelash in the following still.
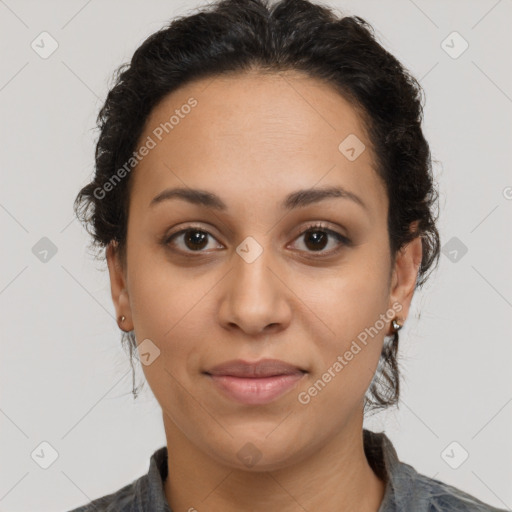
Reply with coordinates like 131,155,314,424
162,222,350,257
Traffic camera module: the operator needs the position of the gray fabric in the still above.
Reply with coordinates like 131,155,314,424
67,429,507,511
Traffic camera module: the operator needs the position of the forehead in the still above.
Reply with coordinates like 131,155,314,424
129,70,387,219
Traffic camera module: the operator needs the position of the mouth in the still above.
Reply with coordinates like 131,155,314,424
203,358,307,405
204,358,307,378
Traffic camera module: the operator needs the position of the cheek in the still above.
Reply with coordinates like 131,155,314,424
302,250,391,383
128,269,210,415
313,258,390,336
127,250,206,339
127,258,217,380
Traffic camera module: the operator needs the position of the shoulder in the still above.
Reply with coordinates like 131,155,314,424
65,475,144,512
392,461,508,512
64,446,169,512
423,474,507,512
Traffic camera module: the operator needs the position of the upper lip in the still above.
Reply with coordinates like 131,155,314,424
205,358,306,378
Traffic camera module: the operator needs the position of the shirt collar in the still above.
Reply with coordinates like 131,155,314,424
365,429,426,511
135,444,171,511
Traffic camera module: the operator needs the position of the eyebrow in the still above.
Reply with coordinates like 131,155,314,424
149,185,368,212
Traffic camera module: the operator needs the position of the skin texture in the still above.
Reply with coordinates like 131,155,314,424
106,70,422,512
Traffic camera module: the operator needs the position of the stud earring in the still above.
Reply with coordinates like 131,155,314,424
119,315,126,323
391,317,403,332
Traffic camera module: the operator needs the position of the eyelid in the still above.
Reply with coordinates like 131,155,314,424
293,221,348,240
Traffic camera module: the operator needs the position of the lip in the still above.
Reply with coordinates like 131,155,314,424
204,358,307,405
206,373,306,405
205,358,306,378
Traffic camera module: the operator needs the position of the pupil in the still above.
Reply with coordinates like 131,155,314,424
186,230,208,250
306,230,327,251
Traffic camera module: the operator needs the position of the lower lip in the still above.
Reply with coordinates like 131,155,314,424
206,373,305,405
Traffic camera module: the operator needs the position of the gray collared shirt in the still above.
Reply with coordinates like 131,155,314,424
67,429,507,511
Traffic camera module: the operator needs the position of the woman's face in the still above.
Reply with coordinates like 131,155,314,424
107,70,421,470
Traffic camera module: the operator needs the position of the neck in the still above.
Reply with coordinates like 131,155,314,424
162,412,386,512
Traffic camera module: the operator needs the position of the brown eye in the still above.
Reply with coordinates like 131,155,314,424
290,223,350,256
182,229,209,251
165,227,223,253
303,229,329,251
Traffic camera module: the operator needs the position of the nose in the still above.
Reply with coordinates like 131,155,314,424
217,245,292,336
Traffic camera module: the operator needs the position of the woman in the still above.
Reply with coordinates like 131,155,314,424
69,0,506,510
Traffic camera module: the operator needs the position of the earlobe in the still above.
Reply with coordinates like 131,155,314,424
106,241,133,331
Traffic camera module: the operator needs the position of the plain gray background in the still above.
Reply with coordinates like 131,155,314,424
1,0,511,510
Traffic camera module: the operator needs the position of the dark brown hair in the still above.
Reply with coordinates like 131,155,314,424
74,0,441,414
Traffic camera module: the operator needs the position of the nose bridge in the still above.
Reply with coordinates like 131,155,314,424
233,237,276,303
220,235,289,333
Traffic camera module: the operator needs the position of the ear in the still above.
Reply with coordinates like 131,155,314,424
106,241,133,331
387,221,423,329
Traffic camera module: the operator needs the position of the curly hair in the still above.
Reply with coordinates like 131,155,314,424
74,0,441,414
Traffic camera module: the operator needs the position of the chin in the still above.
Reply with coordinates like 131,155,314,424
203,431,307,473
